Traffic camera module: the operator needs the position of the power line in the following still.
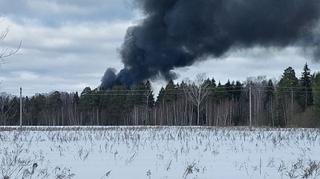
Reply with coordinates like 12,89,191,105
2,85,319,92
2,86,320,97
81,91,320,96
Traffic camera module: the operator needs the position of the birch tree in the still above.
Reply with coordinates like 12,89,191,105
183,74,211,125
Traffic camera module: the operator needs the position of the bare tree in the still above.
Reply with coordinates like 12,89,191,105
0,95,17,125
0,23,21,125
0,23,21,63
183,73,211,125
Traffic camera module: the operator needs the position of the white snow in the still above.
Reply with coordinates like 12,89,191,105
0,126,320,179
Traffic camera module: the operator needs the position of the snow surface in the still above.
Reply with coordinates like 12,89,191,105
0,126,320,179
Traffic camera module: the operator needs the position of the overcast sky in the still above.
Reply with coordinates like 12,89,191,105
0,0,320,96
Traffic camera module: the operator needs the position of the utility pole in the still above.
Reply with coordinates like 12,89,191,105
249,86,252,129
305,86,308,109
291,89,294,121
145,91,151,125
20,87,22,128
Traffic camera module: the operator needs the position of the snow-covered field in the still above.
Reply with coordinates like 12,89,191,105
0,126,320,179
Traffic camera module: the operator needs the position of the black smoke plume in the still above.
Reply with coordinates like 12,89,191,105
101,0,320,89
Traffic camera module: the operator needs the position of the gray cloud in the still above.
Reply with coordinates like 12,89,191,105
175,47,320,84
0,16,129,95
0,0,319,96
0,0,136,26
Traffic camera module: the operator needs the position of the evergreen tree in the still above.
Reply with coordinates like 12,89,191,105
163,80,177,103
109,85,127,125
156,87,165,105
145,80,155,107
277,67,299,127
225,80,233,99
130,82,148,105
73,92,80,107
298,63,313,110
278,67,299,88
265,80,275,104
30,94,46,125
265,80,276,126
214,81,226,101
48,91,63,125
313,73,320,113
204,78,217,100
278,67,299,99
79,87,95,111
79,87,95,125
8,97,19,125
233,81,242,100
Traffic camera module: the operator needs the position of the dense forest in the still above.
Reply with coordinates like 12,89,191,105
1,64,320,127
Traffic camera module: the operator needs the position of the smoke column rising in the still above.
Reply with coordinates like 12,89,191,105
101,0,320,89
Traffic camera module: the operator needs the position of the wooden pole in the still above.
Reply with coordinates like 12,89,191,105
20,87,22,128
249,86,252,129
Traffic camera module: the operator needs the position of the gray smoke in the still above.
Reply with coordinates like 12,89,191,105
101,0,320,89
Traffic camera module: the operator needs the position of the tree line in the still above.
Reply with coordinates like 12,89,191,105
1,63,320,127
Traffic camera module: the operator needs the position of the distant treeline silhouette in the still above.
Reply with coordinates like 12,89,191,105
1,64,320,127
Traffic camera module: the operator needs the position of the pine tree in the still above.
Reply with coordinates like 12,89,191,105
214,81,226,101
79,87,95,125
313,73,320,113
164,80,177,103
156,87,165,105
48,91,62,125
233,81,242,100
298,63,313,110
265,80,275,126
8,97,19,125
278,67,299,126
110,85,127,125
225,80,232,99
79,87,94,111
279,67,299,88
144,81,155,107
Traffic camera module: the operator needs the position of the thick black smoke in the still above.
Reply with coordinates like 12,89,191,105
101,68,117,89
101,0,320,89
